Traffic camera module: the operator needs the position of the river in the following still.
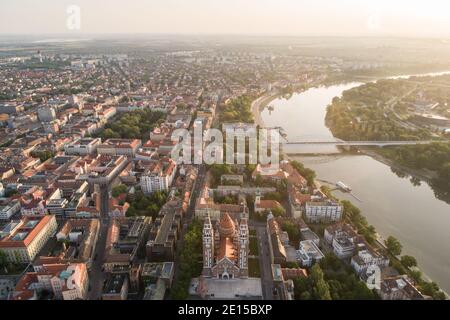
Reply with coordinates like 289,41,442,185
260,72,450,294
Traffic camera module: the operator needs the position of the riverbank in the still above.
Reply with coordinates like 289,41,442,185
251,83,311,127
359,147,438,183
256,79,450,297
251,92,279,126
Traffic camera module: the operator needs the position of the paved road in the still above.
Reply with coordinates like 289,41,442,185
88,218,110,300
171,164,206,296
252,222,274,300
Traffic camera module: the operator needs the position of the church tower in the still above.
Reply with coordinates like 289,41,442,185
238,218,249,278
202,215,214,277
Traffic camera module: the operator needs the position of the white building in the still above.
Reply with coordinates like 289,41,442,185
97,139,142,156
46,198,69,217
0,215,58,263
304,201,343,223
0,182,5,197
351,246,390,275
296,240,324,267
0,200,21,220
324,223,362,259
379,275,424,300
64,138,102,155
12,262,89,300
140,159,177,194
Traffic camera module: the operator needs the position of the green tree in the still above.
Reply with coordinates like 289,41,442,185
271,206,286,217
112,184,128,198
420,282,446,300
0,250,9,271
400,255,417,269
408,270,422,283
310,264,331,300
291,161,316,186
281,221,300,244
31,150,55,162
170,219,203,299
385,236,402,256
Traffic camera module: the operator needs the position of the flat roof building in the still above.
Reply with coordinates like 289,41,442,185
0,215,57,263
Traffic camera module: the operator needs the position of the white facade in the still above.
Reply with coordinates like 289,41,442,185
296,240,324,267
64,138,102,155
332,237,356,259
0,182,5,197
0,200,21,220
324,224,359,259
33,263,88,300
0,216,58,263
304,201,343,223
20,201,46,217
351,249,390,275
140,161,176,195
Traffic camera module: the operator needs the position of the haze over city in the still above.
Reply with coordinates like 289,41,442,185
1,0,450,37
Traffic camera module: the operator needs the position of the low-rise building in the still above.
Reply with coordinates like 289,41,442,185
141,262,175,300
324,223,363,259
300,228,320,247
0,199,21,220
146,198,182,261
271,264,295,300
379,275,425,300
97,139,142,156
140,158,177,194
11,262,89,300
254,194,284,215
102,273,128,300
46,198,69,217
195,186,248,221
0,215,58,263
267,214,287,265
54,219,100,268
304,201,343,223
351,245,390,275
103,217,151,272
64,138,102,155
297,240,325,267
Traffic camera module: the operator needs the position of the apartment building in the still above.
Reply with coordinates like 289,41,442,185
97,139,141,156
0,215,58,263
12,262,89,300
0,199,21,220
140,158,177,195
64,138,102,155
304,201,343,223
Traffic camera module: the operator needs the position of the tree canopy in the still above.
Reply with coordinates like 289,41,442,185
385,236,403,256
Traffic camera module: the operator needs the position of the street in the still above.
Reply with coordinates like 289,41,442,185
171,164,206,294
252,222,275,300
88,218,110,300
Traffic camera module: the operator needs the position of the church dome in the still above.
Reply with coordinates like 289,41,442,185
219,213,235,237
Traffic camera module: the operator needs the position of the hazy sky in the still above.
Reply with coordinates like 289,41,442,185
1,0,450,37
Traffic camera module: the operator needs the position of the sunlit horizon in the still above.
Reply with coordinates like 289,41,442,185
1,0,450,37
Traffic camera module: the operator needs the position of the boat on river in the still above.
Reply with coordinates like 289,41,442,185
336,181,352,192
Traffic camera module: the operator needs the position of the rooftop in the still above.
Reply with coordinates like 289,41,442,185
0,215,55,248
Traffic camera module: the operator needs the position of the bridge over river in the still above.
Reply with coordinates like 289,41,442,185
283,139,442,147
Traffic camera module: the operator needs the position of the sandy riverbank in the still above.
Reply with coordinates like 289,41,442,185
251,92,280,127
